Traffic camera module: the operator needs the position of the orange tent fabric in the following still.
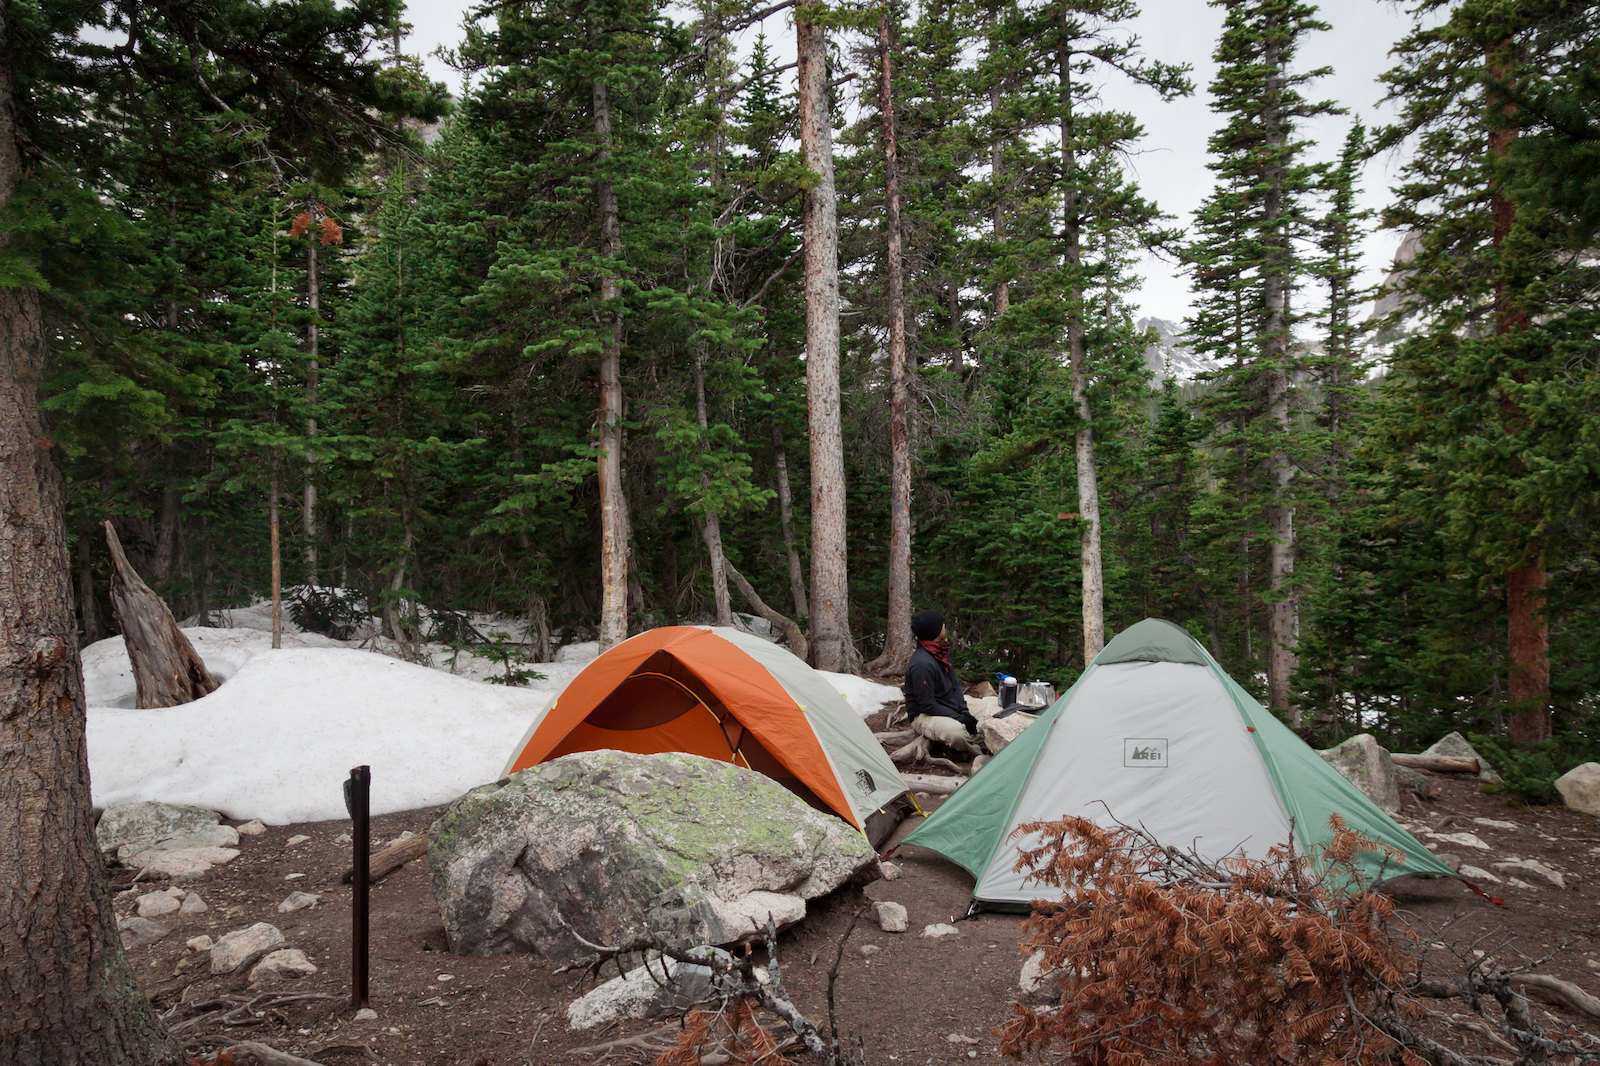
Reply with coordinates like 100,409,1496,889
505,627,864,828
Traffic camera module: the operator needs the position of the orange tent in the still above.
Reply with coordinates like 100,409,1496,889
504,626,908,843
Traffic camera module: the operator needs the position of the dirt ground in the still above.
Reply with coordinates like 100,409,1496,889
119,743,1600,1066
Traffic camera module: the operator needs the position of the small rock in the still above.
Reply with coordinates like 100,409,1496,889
118,917,167,949
248,948,317,984
859,944,881,957
125,846,240,878
879,861,902,881
1507,877,1535,890
180,893,209,915
1020,950,1050,995
354,1008,378,1022
136,891,181,918
389,830,416,846
1423,831,1491,851
1458,865,1502,884
336,832,352,844
211,923,286,974
284,873,305,880
1432,853,1464,873
286,834,310,847
164,886,186,898
921,923,960,939
186,935,215,952
236,820,267,836
1585,959,1599,972
1472,818,1518,830
436,974,455,982
947,1034,979,1044
873,901,909,933
1493,858,1565,889
277,891,321,913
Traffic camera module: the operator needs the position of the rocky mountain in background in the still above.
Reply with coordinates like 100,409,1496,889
1138,317,1221,382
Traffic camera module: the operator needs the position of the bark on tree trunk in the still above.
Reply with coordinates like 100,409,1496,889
693,349,733,627
1261,25,1299,724
797,10,856,672
867,7,915,678
594,76,630,651
990,81,1008,320
1488,49,1549,746
76,516,109,645
304,232,320,589
770,424,808,620
1059,37,1104,663
269,460,282,650
0,12,182,1059
105,522,219,708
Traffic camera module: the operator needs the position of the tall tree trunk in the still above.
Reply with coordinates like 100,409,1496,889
1488,45,1549,745
1261,25,1298,723
76,516,109,644
269,461,283,650
770,423,809,620
1059,36,1104,663
594,76,630,651
152,485,181,587
867,7,915,677
797,10,855,671
304,231,320,588
694,349,733,627
0,12,182,1060
991,82,1008,319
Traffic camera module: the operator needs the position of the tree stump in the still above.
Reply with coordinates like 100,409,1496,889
105,520,220,708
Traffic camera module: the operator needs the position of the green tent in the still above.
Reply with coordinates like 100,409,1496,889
902,619,1456,906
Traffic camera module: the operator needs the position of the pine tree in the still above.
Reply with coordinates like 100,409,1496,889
1183,0,1338,722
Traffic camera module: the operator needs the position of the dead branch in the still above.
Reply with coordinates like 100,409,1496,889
565,1022,680,1058
925,757,968,776
723,560,807,660
105,519,220,707
1508,974,1600,1021
341,832,427,883
195,1041,328,1066
888,735,929,766
873,729,914,746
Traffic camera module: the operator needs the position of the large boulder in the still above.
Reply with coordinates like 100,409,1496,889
429,751,878,962
1421,732,1503,784
96,802,237,862
1318,734,1401,814
1555,763,1600,817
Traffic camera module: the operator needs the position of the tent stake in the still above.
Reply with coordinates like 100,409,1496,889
344,765,371,1009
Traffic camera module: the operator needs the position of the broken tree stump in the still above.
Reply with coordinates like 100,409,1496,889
106,520,220,708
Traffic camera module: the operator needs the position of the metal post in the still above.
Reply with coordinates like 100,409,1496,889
344,765,370,1009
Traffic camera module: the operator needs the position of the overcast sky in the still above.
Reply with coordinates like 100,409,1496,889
402,0,1418,323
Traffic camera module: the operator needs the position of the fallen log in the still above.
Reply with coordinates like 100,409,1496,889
341,833,428,884
1391,753,1479,774
901,772,965,796
874,728,915,746
723,560,807,661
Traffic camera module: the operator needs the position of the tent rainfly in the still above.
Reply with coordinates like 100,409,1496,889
902,618,1458,906
504,626,910,847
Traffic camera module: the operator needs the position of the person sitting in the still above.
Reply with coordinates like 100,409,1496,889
902,609,983,758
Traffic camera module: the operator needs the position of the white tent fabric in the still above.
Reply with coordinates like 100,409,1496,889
972,659,1295,904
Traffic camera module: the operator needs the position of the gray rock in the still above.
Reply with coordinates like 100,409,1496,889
277,891,321,913
1020,950,1050,995
429,751,878,961
211,922,286,974
97,802,235,861
921,923,959,939
1396,766,1436,800
1421,732,1503,784
859,944,881,957
354,1008,378,1022
180,892,209,915
136,891,181,918
1458,865,1501,883
566,951,734,1030
978,709,1038,756
1318,734,1401,814
248,949,317,984
873,901,908,933
880,861,902,881
1555,763,1600,818
236,819,267,836
1431,853,1464,873
1493,858,1565,889
124,846,240,878
186,935,216,952
118,916,168,949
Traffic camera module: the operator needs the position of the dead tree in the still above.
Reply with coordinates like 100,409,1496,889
105,521,219,708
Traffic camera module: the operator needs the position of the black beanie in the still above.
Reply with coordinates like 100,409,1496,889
911,609,945,641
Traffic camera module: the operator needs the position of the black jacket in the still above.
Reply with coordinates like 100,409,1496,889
903,646,977,730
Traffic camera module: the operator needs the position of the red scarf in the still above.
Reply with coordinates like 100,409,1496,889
919,637,954,673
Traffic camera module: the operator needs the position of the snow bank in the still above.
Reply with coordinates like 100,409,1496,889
88,648,550,824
